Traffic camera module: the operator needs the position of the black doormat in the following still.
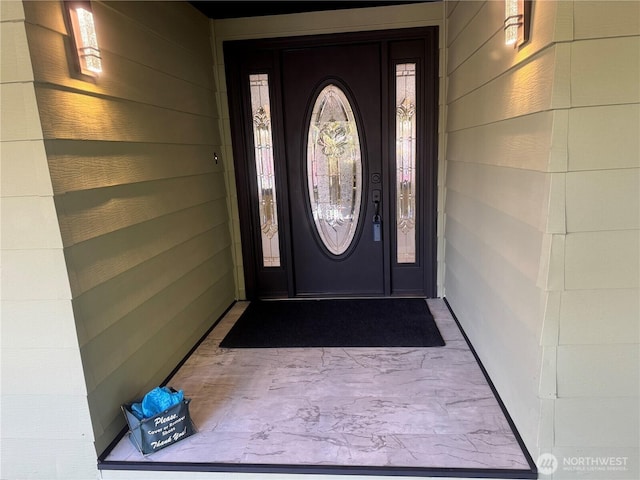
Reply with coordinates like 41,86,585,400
219,298,445,348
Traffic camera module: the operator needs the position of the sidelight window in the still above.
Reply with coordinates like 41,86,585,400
395,63,417,263
249,73,280,267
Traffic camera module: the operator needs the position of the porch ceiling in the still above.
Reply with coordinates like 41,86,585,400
189,1,436,19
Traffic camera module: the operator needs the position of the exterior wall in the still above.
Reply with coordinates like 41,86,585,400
4,2,233,476
445,0,639,477
212,1,447,299
444,0,565,450
25,0,234,455
0,1,96,478
549,1,639,476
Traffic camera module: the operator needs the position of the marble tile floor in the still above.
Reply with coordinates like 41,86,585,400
104,299,533,475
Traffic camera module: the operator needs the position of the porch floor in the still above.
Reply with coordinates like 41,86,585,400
101,299,535,478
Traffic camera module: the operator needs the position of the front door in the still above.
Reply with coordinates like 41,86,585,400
282,43,384,296
225,28,438,299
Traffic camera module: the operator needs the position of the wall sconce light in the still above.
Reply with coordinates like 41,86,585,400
67,2,102,76
504,0,532,48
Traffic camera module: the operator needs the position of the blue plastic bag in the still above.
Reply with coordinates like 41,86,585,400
130,386,184,420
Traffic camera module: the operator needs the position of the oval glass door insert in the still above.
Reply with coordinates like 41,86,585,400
307,84,362,256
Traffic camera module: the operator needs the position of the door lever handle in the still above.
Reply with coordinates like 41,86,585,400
372,189,381,217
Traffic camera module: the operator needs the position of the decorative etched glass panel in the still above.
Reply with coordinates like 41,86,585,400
307,85,362,256
249,74,280,267
396,63,417,263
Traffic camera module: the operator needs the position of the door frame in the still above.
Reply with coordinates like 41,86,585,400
224,27,439,300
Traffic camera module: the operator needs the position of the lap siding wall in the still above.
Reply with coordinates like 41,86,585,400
444,1,639,474
21,0,235,460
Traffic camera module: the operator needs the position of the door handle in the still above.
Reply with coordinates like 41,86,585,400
372,189,381,218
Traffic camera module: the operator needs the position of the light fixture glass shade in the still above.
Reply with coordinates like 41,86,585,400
505,0,520,45
504,0,530,48
69,4,102,76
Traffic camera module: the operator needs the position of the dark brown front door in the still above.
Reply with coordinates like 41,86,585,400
225,28,438,299
282,43,384,296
